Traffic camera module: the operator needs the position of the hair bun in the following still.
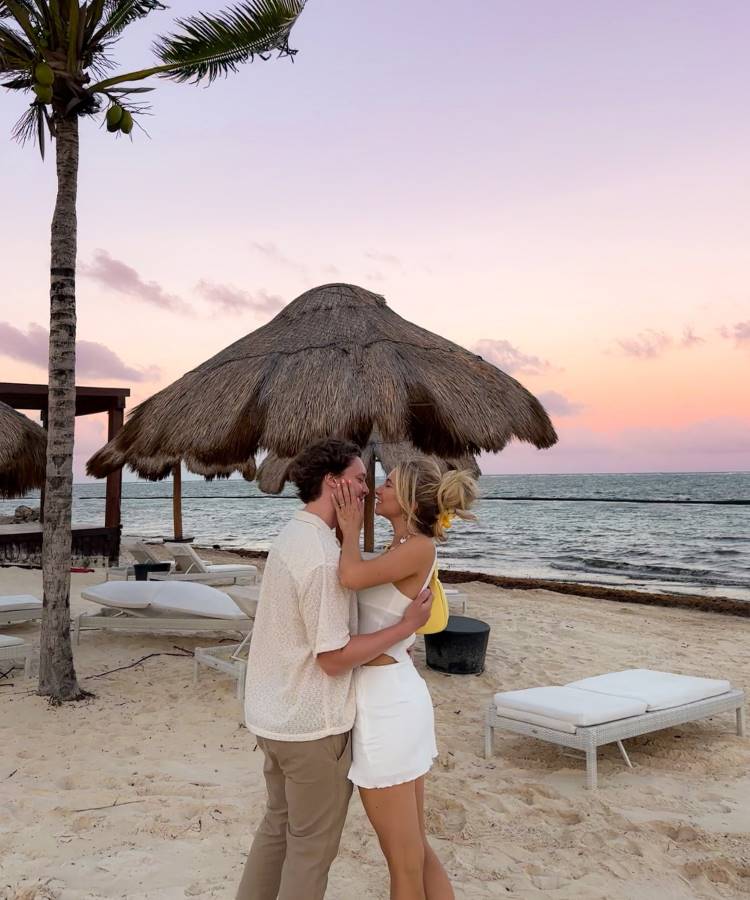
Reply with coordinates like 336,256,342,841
436,469,479,529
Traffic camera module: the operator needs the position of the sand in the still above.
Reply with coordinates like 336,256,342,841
1,555,749,900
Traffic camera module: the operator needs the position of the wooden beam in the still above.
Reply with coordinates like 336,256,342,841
104,406,124,528
364,454,376,552
172,464,183,541
0,382,130,417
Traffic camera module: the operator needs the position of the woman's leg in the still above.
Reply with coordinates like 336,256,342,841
359,781,426,900
415,777,454,900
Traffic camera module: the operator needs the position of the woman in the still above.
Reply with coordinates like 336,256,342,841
333,459,478,900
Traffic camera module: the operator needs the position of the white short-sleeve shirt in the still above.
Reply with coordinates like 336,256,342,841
244,510,358,741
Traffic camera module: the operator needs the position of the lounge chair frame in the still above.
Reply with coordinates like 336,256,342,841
0,638,35,678
193,643,250,700
74,607,252,643
0,607,43,627
485,688,746,789
165,542,257,582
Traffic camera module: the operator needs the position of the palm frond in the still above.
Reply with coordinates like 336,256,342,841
12,100,38,140
1,0,42,44
83,42,116,77
153,0,305,84
0,1,37,21
1,72,31,86
11,96,51,157
0,21,35,71
90,0,165,44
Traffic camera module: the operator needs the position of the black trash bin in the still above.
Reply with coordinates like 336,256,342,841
133,562,171,581
425,615,490,675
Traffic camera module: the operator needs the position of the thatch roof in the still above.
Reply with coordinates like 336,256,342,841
87,283,557,479
0,401,46,498
257,432,480,494
124,453,257,483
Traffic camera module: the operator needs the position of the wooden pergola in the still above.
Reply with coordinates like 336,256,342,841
0,382,130,527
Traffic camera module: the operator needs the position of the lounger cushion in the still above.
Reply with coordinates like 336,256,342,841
567,669,732,711
493,704,578,734
81,581,246,620
225,586,259,618
0,634,27,648
0,595,42,611
205,563,257,575
81,582,156,609
149,582,245,620
493,686,647,727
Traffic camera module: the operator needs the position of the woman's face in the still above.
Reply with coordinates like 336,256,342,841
374,469,403,520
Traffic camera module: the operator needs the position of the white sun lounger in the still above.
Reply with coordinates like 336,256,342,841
192,585,259,700
76,580,256,642
485,669,746,789
0,595,43,627
445,588,468,615
106,541,176,580
164,542,258,583
0,634,35,678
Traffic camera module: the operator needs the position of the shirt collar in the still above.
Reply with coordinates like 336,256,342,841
294,509,336,534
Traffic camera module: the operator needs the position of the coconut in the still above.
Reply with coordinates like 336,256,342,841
33,83,53,104
106,105,123,128
119,110,133,134
35,62,54,86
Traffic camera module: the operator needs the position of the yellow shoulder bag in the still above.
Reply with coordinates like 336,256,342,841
416,565,449,635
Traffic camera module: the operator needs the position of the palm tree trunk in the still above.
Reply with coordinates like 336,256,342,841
38,115,87,702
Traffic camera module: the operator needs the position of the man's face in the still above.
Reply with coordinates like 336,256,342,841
338,456,369,500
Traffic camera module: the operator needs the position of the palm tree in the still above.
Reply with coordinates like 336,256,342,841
1,0,307,702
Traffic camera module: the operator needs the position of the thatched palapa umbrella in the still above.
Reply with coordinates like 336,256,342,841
88,283,557,547
256,435,480,493
0,401,47,499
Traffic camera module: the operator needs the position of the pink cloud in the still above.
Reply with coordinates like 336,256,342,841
0,322,159,382
616,326,705,359
720,320,750,347
680,326,705,348
473,338,551,376
80,249,190,313
195,280,285,316
537,390,584,417
364,250,404,269
616,329,671,359
250,242,309,278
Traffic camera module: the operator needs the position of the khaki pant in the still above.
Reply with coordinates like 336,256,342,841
236,731,353,900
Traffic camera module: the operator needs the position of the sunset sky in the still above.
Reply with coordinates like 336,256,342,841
1,1,748,480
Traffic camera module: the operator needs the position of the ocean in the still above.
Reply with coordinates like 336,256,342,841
2,472,748,601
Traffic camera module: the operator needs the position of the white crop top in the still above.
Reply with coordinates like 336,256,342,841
357,550,437,663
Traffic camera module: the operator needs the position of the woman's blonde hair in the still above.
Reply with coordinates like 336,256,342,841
392,458,478,542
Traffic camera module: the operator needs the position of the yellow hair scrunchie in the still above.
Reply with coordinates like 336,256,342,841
438,511,454,530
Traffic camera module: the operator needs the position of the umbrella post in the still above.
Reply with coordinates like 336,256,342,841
172,464,183,541
364,454,376,553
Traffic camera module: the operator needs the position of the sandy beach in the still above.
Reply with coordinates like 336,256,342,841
2,553,749,900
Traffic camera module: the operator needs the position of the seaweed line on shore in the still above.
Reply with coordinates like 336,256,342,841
211,546,750,618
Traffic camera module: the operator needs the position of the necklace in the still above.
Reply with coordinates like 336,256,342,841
387,532,413,552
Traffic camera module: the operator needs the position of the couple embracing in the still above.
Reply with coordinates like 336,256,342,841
236,439,478,900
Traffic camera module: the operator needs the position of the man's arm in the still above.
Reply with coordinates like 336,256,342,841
316,588,431,677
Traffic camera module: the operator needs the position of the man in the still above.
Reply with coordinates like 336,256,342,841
237,438,431,900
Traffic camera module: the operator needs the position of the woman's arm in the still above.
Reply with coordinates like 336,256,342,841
339,529,432,591
333,479,433,591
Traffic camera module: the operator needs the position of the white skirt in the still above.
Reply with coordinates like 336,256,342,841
348,661,438,789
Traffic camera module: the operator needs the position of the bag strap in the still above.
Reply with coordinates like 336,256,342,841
421,549,438,592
